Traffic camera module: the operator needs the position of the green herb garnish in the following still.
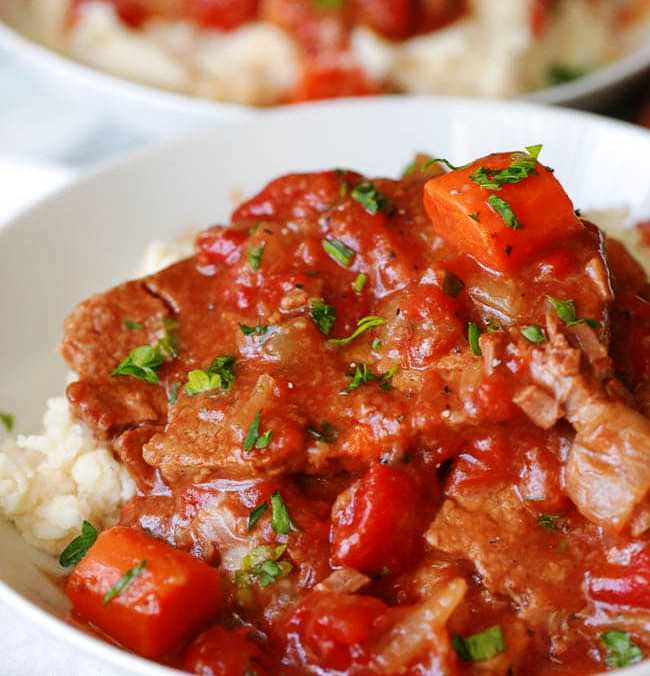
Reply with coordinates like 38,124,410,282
271,491,294,535
467,322,481,356
248,503,269,531
310,300,337,336
351,182,390,215
470,146,542,191
329,315,385,347
248,242,266,271
547,64,586,86
488,195,522,230
112,345,165,384
102,560,147,605
322,238,355,267
521,325,545,343
157,318,179,360
442,272,465,298
123,319,143,331
58,521,98,568
240,324,269,336
601,631,644,670
244,411,272,451
167,383,178,405
0,412,14,433
546,296,598,329
307,421,338,443
537,513,561,531
353,272,368,294
453,625,506,662
236,545,292,589
185,356,235,395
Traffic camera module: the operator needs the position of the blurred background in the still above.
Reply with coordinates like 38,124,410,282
1,0,650,224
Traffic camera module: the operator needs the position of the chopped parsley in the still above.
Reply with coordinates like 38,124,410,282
521,325,546,344
425,157,465,172
453,625,506,662
547,64,586,86
244,411,272,451
236,545,292,589
442,271,465,298
470,145,542,191
538,513,562,531
353,272,368,294
310,299,337,336
313,0,344,8
102,560,147,605
307,421,338,443
123,319,143,331
322,238,355,267
467,322,482,356
157,318,179,360
112,345,165,384
346,363,397,392
185,356,235,395
271,491,295,535
488,195,523,230
248,242,266,271
240,324,269,336
351,182,390,215
167,383,179,405
546,296,599,329
601,631,644,670
0,412,14,433
469,212,481,222
248,503,269,531
58,520,98,568
347,363,376,392
329,315,385,347
486,320,502,333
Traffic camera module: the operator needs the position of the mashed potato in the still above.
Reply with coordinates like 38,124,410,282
4,0,649,105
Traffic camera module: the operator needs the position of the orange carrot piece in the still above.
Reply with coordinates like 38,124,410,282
423,151,583,273
66,526,221,659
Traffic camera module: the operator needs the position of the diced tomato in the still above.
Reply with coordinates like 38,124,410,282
354,0,414,39
447,432,512,493
184,626,270,676
330,464,426,575
66,526,222,659
417,0,468,33
588,544,650,609
292,65,380,102
185,0,258,30
232,170,361,223
402,285,463,367
195,227,247,266
474,371,518,423
285,591,389,672
530,0,554,38
423,152,583,273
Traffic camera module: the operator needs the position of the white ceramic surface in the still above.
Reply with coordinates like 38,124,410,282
1,10,649,134
2,98,650,674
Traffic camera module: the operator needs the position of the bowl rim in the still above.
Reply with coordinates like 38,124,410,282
2,97,650,675
1,12,650,114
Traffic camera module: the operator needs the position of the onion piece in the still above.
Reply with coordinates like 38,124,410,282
314,568,370,594
371,578,466,673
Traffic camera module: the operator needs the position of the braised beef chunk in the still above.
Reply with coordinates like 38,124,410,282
61,152,650,674
66,378,167,439
60,280,172,378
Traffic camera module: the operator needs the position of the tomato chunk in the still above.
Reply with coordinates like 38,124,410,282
589,544,650,610
285,591,389,672
66,526,222,659
185,0,258,30
423,152,583,273
330,464,425,575
184,626,269,676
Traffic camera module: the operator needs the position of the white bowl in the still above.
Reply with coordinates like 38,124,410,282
2,98,650,674
1,10,650,136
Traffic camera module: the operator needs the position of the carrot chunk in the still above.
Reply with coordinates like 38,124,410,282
423,151,583,273
66,526,222,659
